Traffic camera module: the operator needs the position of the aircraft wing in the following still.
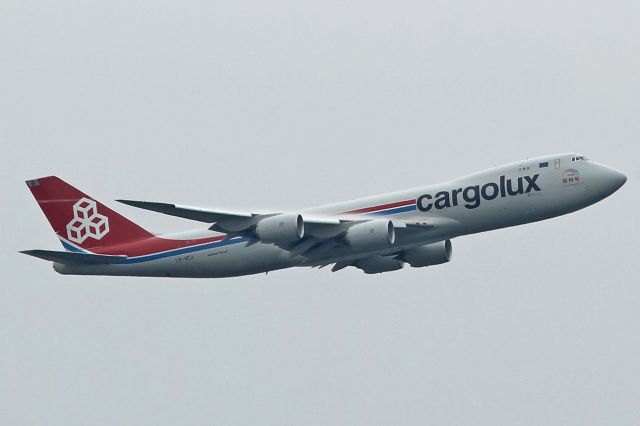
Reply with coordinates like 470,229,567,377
117,199,351,235
117,199,284,234
117,199,454,259
117,200,258,224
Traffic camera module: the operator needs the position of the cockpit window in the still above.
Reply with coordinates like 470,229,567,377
571,155,589,162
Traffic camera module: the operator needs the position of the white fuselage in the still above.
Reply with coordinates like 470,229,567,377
54,154,626,277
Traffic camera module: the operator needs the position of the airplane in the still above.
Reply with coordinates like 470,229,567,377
21,153,626,278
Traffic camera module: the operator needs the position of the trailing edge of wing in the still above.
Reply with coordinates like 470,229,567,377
117,200,256,224
20,250,127,265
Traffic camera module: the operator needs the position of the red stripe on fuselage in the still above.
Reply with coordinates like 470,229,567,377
341,199,416,215
88,234,227,257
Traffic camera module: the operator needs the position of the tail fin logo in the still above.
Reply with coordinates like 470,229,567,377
65,198,110,244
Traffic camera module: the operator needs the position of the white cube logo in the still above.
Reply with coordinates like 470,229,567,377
66,198,110,244
73,199,96,220
66,218,89,243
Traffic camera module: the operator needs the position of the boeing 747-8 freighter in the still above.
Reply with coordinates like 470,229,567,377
21,153,626,277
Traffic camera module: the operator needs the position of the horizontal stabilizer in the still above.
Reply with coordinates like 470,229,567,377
20,249,127,265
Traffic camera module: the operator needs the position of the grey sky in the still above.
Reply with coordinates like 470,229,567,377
1,0,639,424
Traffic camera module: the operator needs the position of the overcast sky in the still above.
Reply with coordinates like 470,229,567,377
1,0,639,424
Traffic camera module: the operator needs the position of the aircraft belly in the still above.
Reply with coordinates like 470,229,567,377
54,240,300,278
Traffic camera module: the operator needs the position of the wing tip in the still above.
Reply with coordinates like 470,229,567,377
115,199,139,206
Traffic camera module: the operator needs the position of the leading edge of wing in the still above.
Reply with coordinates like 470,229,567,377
116,199,256,223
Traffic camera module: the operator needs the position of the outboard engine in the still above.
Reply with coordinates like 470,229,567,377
400,240,452,267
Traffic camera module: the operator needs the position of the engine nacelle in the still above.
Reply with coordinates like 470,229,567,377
401,240,452,268
255,213,304,243
355,255,404,274
344,220,395,250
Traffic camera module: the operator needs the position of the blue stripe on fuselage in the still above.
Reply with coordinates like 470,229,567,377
368,205,417,215
121,237,250,264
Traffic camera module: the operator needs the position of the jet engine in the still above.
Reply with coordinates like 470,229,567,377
344,220,395,249
355,255,404,274
255,213,304,243
400,240,452,268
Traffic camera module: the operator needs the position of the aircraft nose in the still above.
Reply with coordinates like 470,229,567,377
599,165,627,193
607,167,627,191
